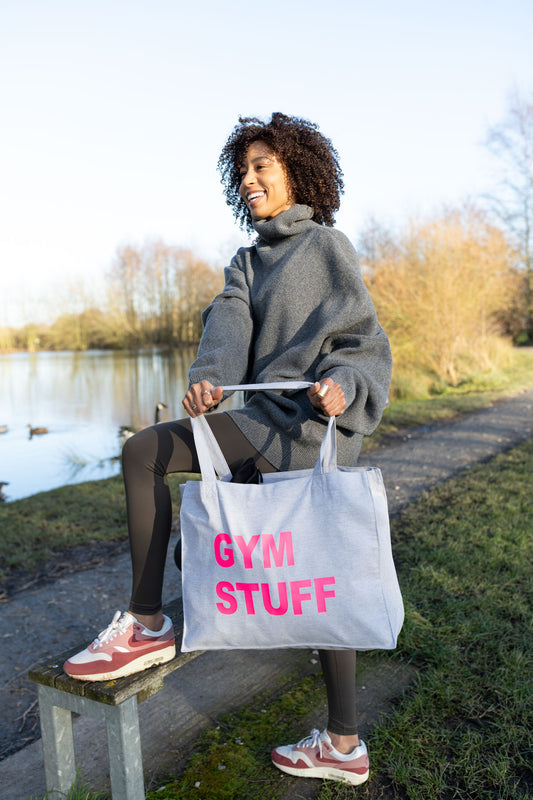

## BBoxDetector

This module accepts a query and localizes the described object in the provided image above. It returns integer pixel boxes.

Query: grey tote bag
[180,382,404,652]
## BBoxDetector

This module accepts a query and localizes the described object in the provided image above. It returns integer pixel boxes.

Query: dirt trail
[0,387,531,799]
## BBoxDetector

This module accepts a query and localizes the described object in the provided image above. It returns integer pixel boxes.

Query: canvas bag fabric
[180,382,404,653]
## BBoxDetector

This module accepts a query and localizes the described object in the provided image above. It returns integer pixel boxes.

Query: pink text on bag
[212,530,336,616]
[215,577,336,616]
[214,531,294,568]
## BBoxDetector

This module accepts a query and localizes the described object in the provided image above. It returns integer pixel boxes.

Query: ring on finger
[191,404,198,410]
[317,384,329,398]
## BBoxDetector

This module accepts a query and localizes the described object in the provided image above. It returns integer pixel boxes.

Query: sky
[1,0,532,325]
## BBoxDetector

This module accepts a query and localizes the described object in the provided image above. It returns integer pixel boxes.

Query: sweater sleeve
[312,229,392,436]
[188,251,253,387]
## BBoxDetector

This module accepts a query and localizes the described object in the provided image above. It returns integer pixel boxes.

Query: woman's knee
[121,426,160,475]
[122,421,196,478]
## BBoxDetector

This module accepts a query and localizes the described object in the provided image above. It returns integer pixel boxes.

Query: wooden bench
[28,598,202,800]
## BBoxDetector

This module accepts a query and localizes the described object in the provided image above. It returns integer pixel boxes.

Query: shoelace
[297,728,323,758]
[93,610,130,648]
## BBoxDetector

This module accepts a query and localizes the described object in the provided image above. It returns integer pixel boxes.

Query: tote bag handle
[191,381,338,484]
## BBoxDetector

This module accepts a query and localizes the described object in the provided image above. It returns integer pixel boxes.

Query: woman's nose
[241,168,254,185]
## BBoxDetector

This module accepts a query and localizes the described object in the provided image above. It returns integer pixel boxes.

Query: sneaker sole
[66,643,176,681]
[272,761,369,786]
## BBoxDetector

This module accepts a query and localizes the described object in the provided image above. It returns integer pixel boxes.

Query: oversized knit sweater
[188,204,392,470]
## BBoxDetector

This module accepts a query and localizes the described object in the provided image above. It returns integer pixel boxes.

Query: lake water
[0,349,240,502]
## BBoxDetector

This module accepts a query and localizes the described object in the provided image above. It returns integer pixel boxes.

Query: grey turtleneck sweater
[188,204,392,470]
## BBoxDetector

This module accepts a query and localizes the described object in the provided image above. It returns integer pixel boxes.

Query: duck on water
[27,425,49,439]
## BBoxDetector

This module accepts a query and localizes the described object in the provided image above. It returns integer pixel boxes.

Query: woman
[65,112,392,786]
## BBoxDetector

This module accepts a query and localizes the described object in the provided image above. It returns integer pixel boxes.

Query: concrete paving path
[0,387,531,799]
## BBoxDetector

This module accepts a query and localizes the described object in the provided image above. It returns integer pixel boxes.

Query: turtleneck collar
[253,204,315,242]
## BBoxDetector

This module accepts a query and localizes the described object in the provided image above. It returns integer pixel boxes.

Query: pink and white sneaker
[271,728,369,785]
[63,611,176,681]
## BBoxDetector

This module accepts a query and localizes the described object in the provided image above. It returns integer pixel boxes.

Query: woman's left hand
[307,378,347,417]
[183,381,224,417]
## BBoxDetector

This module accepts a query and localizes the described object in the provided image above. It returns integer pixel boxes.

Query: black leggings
[121,412,357,736]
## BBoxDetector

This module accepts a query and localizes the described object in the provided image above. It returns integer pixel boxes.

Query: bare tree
[105,241,224,347]
[108,245,144,343]
[486,89,533,341]
[357,216,399,277]
[174,250,224,344]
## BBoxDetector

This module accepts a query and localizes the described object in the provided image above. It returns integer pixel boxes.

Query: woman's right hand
[307,378,347,417]
[182,381,224,417]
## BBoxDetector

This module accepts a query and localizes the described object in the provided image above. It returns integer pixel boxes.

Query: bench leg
[104,695,145,800]
[36,686,145,800]
[38,684,77,794]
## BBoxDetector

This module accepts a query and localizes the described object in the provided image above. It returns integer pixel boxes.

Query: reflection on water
[0,349,240,502]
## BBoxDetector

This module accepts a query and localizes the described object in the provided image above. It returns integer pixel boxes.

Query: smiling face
[239,141,294,221]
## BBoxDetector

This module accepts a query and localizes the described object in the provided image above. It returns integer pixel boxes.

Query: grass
[352,438,533,800]
[137,439,531,800]
[364,346,533,446]
[146,675,329,800]
[0,473,188,586]
[0,476,126,579]
[27,772,106,799]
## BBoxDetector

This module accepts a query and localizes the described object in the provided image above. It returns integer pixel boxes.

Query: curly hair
[217,112,344,232]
